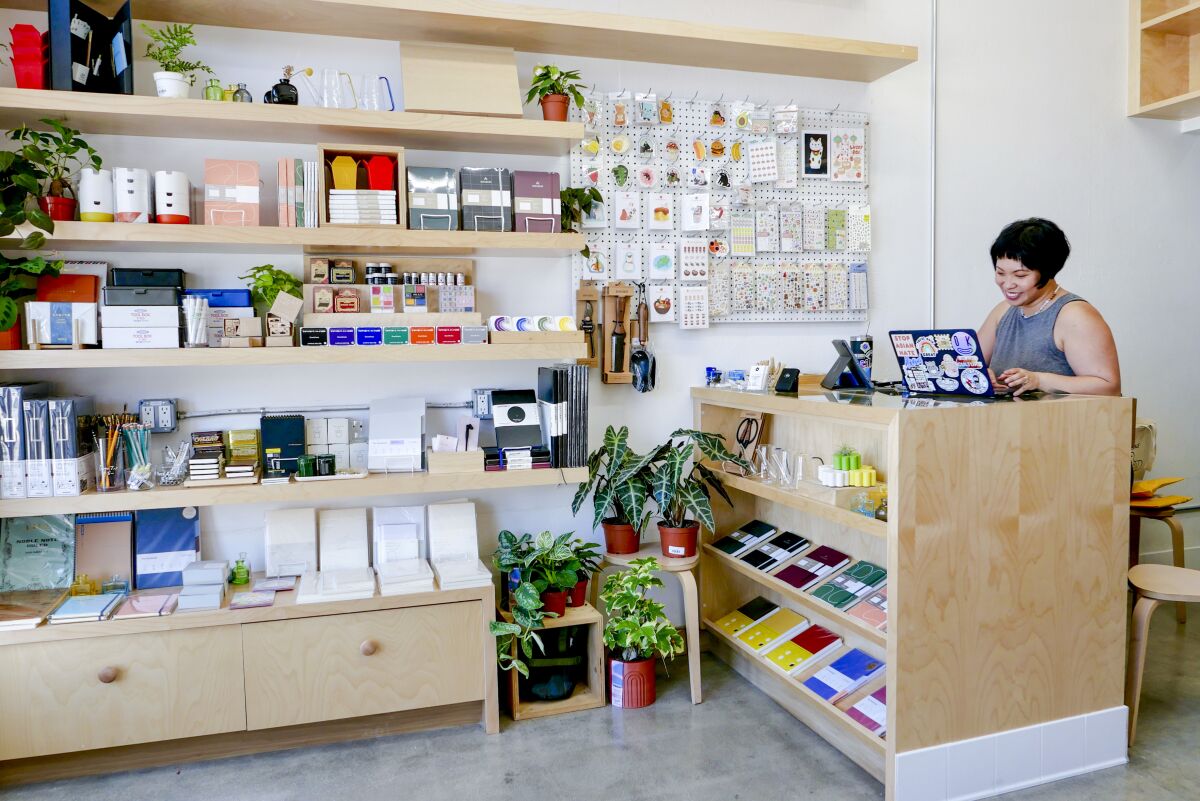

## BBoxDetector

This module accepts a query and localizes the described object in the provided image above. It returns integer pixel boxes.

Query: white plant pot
[153,71,190,98]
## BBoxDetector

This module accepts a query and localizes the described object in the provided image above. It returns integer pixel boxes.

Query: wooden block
[223,317,263,337]
[219,337,264,348]
[400,41,522,118]
[426,449,485,475]
[488,331,583,345]
[575,282,600,368]
[601,282,636,383]
[265,336,294,347]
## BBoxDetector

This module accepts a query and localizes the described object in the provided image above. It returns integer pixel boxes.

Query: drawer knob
[360,640,378,656]
[98,666,119,684]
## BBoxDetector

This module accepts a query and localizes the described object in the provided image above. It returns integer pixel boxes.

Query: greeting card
[647,193,674,230]
[831,127,866,182]
[648,242,676,281]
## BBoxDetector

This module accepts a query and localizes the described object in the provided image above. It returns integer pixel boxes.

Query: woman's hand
[998,368,1042,396]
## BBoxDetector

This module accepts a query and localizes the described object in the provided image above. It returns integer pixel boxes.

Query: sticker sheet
[847,205,871,252]
[730,206,756,256]
[679,285,710,329]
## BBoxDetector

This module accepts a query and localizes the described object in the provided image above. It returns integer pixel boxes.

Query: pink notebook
[846,585,888,631]
[113,593,178,619]
[846,686,887,736]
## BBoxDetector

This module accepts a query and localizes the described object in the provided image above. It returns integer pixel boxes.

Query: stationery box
[300,327,329,346]
[305,418,329,447]
[512,170,561,233]
[204,159,261,226]
[133,507,200,590]
[459,167,512,232]
[36,274,100,303]
[209,307,257,347]
[326,418,350,445]
[107,268,185,289]
[367,396,424,472]
[21,399,51,498]
[407,167,459,230]
[182,289,252,308]
[1,383,50,499]
[49,395,96,497]
[102,286,180,306]
[101,326,181,349]
[25,302,99,345]
[182,560,229,586]
[101,305,180,328]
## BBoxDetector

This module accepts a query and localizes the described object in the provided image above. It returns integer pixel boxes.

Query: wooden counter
[695,388,1133,801]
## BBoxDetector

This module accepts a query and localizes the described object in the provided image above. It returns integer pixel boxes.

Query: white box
[0,460,26,499]
[318,507,369,571]
[305,418,328,447]
[25,459,52,498]
[326,417,350,445]
[52,454,94,497]
[329,444,350,469]
[26,302,99,345]
[349,442,368,472]
[182,560,229,586]
[368,397,424,472]
[102,305,180,328]
[101,326,180,349]
[206,307,255,348]
[265,507,317,577]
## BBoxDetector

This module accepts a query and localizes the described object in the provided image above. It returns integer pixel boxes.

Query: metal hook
[786,98,794,107]
[743,94,750,104]
[690,90,700,103]
[827,103,841,115]
[646,87,653,96]
[663,89,673,101]
[716,92,724,104]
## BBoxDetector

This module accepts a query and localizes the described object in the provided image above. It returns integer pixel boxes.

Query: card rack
[569,97,870,325]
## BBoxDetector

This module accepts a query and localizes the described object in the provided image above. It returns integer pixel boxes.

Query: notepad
[846,686,887,736]
[49,592,124,623]
[763,624,842,675]
[713,597,779,637]
[803,648,886,702]
[736,607,809,652]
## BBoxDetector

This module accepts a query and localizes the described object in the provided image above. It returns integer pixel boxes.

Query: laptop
[888,329,1000,397]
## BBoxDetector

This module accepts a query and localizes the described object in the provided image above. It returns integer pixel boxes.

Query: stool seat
[1129,564,1200,603]
[603,544,699,572]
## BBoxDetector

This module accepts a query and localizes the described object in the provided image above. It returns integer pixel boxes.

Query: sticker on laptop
[952,331,977,356]
[892,333,918,358]
[956,355,982,370]
[960,368,988,394]
[916,336,938,357]
[935,333,953,350]
[936,376,960,392]
[938,354,959,377]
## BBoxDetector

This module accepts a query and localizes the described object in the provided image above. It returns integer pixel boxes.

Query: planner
[133,508,200,589]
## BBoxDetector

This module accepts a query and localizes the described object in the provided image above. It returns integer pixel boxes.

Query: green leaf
[489,621,522,637]
[513,581,541,610]
[0,297,17,331]
[514,660,530,679]
[19,232,45,250]
[676,480,714,531]
[614,475,648,532]
[25,207,52,233]
[592,481,616,529]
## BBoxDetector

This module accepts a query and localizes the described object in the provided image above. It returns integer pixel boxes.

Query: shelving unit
[715,473,887,539]
[0,467,587,517]
[1129,0,1200,118]
[499,603,606,721]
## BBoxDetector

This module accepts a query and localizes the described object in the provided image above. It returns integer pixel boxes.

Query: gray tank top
[990,292,1083,376]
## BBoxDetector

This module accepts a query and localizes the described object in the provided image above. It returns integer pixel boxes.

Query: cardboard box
[206,307,256,348]
[219,337,264,348]
[349,442,368,472]
[407,167,459,230]
[513,170,561,233]
[204,159,260,226]
[223,317,263,337]
[101,305,180,328]
[328,443,350,469]
[327,418,350,445]
[101,327,181,349]
[266,335,294,347]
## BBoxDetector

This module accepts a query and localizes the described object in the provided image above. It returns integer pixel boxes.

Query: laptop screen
[888,329,995,397]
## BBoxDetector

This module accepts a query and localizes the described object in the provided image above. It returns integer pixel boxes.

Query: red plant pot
[609,654,656,708]
[602,519,640,555]
[38,196,76,221]
[539,93,570,122]
[0,318,22,350]
[658,521,700,559]
[568,577,587,607]
[540,589,568,617]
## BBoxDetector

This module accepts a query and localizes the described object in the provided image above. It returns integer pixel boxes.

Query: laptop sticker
[952,331,977,355]
[961,369,988,394]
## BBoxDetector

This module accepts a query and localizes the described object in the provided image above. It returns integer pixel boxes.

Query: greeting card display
[648,242,676,281]
[647,193,674,230]
[648,285,676,322]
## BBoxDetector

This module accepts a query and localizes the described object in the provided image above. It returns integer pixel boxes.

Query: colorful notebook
[775,545,850,592]
[48,592,124,624]
[736,607,809,652]
[710,519,776,557]
[812,560,886,608]
[113,592,179,619]
[846,585,888,631]
[713,596,778,637]
[803,648,886,702]
[763,624,842,675]
[846,686,887,736]
[740,531,810,571]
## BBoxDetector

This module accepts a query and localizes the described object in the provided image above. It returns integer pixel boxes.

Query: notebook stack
[374,506,435,596]
[298,508,376,604]
[189,430,225,480]
[224,457,259,480]
[428,501,492,589]
[327,189,398,225]
[803,648,886,702]
[296,568,376,604]
[48,592,125,624]
[764,623,843,676]
[177,560,228,611]
[774,545,850,591]
[277,158,319,228]
[536,364,591,469]
[713,596,778,637]
[739,530,810,571]
[812,560,887,609]
[0,589,68,630]
[736,607,810,652]
[711,519,776,556]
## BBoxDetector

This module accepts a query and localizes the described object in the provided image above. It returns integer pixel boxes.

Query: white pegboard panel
[569,93,870,325]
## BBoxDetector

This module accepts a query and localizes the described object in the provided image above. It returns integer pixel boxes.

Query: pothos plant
[523,64,587,107]
[560,186,602,257]
[0,150,63,331]
[600,557,685,663]
[651,428,751,531]
[140,23,212,84]
[8,118,102,199]
[238,264,302,313]
[573,425,662,533]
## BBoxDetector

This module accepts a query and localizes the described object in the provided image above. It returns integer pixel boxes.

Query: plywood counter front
[694,388,1134,801]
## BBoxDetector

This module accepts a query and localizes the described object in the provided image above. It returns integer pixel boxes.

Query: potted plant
[573,425,660,555]
[0,149,62,348]
[649,428,751,559]
[600,557,686,709]
[525,530,584,616]
[489,576,552,678]
[568,538,602,607]
[238,263,303,317]
[524,64,586,122]
[560,186,601,257]
[8,119,102,221]
[140,23,212,98]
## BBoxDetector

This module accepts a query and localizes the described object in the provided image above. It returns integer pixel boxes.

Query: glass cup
[358,74,395,111]
[321,68,356,109]
[94,449,125,493]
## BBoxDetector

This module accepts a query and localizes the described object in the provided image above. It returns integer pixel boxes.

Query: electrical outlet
[473,388,499,420]
[137,399,177,433]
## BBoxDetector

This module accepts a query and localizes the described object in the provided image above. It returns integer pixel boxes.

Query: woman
[979,218,1120,396]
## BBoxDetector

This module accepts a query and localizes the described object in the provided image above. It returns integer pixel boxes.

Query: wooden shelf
[497,601,602,630]
[1130,0,1200,118]
[510,684,604,721]
[0,221,584,255]
[690,386,896,427]
[1142,1,1200,34]
[0,342,585,370]
[0,0,916,81]
[718,473,888,539]
[0,467,588,517]
[702,545,886,649]
[0,89,583,155]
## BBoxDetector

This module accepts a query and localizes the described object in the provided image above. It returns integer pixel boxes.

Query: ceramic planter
[540,588,568,617]
[153,71,190,98]
[539,93,570,122]
[78,168,114,222]
[609,653,656,708]
[658,521,700,559]
[37,196,75,221]
[154,171,191,223]
[568,577,588,607]
[602,519,640,555]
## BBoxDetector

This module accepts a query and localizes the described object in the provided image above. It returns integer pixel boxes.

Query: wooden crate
[317,143,406,228]
[500,603,605,720]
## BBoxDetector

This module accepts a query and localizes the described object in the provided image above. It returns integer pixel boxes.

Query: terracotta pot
[658,521,700,559]
[0,317,21,350]
[568,577,588,607]
[540,589,568,617]
[37,196,76,222]
[602,518,640,555]
[609,654,656,708]
[539,93,570,122]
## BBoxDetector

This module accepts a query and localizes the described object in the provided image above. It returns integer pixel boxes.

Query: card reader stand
[820,339,873,391]
[601,283,636,384]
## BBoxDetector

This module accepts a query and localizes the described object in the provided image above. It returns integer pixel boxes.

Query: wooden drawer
[242,602,484,730]
[0,626,246,760]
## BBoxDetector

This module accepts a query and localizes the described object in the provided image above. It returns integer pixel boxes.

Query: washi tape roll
[556,316,577,331]
[536,316,554,331]
[488,315,511,332]
[515,316,534,331]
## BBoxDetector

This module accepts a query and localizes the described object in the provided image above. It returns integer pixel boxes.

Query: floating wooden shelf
[0,89,583,155]
[717,473,888,539]
[689,386,895,427]
[1130,1,1200,118]
[0,0,916,81]
[0,467,588,517]
[0,342,585,370]
[0,221,584,255]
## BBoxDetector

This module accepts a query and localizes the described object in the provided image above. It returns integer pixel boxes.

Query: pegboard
[569,94,870,325]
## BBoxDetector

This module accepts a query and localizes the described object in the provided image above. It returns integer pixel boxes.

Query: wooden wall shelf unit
[0,0,917,81]
[0,89,583,155]
[0,579,499,785]
[0,222,584,255]
[694,387,1133,801]
[499,603,606,721]
[0,467,587,517]
[1129,0,1200,118]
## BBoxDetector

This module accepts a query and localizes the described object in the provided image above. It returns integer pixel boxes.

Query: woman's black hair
[990,218,1070,288]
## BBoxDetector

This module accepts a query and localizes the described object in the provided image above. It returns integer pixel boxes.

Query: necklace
[1022,287,1059,319]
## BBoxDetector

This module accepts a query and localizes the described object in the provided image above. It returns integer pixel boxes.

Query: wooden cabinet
[242,603,484,730]
[0,627,245,760]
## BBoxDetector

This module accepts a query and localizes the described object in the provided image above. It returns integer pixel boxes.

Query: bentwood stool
[1125,564,1200,745]
[588,544,702,704]
[1129,507,1188,623]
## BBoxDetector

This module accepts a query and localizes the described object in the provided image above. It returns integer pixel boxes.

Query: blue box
[182,289,252,308]
[355,327,383,346]
[328,327,354,346]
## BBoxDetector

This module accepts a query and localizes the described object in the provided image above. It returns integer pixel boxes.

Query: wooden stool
[589,545,702,704]
[1129,507,1187,623]
[1125,564,1200,745]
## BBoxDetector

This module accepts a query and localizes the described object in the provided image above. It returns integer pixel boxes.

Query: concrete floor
[5,603,1199,801]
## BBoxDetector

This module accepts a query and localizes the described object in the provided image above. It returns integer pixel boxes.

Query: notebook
[775,545,850,592]
[763,624,842,675]
[803,648,886,702]
[713,597,778,638]
[74,512,133,586]
[846,585,889,631]
[0,588,68,630]
[812,561,887,609]
[113,592,178,619]
[133,507,200,590]
[740,531,810,571]
[736,607,809,652]
[846,686,887,736]
[710,519,776,557]
[49,592,124,623]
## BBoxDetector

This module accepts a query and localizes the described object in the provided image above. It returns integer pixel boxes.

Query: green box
[383,326,410,345]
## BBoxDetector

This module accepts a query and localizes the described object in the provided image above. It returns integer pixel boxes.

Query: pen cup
[125,464,156,491]
[94,450,126,492]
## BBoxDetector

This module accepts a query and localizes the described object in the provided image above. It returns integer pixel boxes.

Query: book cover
[738,548,775,571]
[846,585,888,631]
[742,530,810,570]
[711,519,776,556]
[763,623,841,675]
[846,686,887,736]
[736,607,809,652]
[714,596,778,637]
[803,648,886,702]
[134,507,200,589]
[775,563,823,592]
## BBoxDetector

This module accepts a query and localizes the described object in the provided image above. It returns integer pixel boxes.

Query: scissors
[734,415,761,462]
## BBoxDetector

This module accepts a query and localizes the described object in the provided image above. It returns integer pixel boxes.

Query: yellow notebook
[737,608,809,652]
[715,609,755,637]
[714,597,779,638]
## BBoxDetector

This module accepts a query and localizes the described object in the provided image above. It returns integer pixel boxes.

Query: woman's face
[993,258,1043,307]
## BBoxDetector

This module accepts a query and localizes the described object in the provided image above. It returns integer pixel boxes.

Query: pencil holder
[125,464,155,491]
[94,449,125,493]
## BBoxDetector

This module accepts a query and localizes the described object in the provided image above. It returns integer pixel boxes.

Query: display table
[694,387,1133,801]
